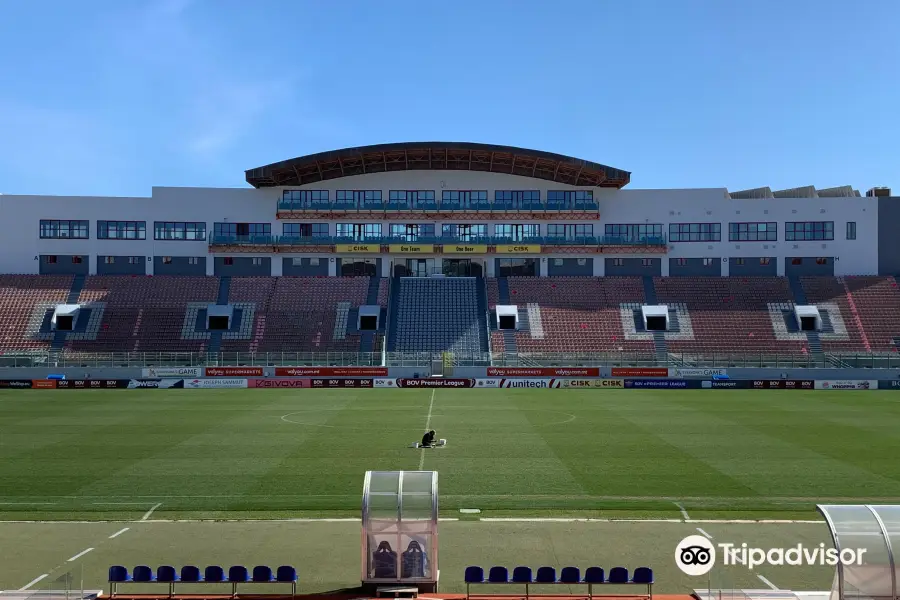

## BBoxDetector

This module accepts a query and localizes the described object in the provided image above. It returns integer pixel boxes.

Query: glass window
[547,190,593,208]
[846,222,857,240]
[494,224,540,241]
[283,223,329,238]
[335,223,382,240]
[154,221,206,241]
[728,222,777,242]
[604,224,663,241]
[669,223,722,242]
[442,191,488,208]
[213,223,271,238]
[282,190,329,206]
[547,224,594,239]
[389,223,435,242]
[98,220,146,240]
[785,221,834,241]
[442,224,487,241]
[39,220,89,239]
[494,191,541,208]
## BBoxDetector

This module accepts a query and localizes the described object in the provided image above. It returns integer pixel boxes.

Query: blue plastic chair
[181,566,203,583]
[487,566,509,583]
[584,567,605,598]
[276,566,298,598]
[608,567,629,584]
[108,566,131,597]
[464,566,484,599]
[228,566,249,598]
[133,566,155,583]
[633,567,654,597]
[252,566,274,583]
[512,566,533,597]
[157,566,179,598]
[205,566,227,583]
[535,566,557,584]
[560,566,581,584]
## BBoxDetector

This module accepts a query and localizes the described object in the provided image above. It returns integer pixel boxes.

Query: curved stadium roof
[245,142,630,189]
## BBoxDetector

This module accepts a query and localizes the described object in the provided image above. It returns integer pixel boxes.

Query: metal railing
[3,350,900,369]
[208,234,667,248]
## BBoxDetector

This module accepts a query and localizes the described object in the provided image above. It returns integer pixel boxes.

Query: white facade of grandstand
[0,142,895,278]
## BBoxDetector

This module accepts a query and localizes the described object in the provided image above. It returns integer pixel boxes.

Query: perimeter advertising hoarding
[701,380,749,389]
[32,379,57,389]
[275,367,388,377]
[879,381,900,390]
[750,380,815,389]
[0,380,33,388]
[395,378,475,388]
[486,367,600,377]
[126,379,185,389]
[475,379,501,388]
[499,379,561,388]
[184,378,248,389]
[250,378,311,388]
[814,380,877,390]
[669,368,727,377]
[611,368,669,377]
[142,367,202,378]
[310,378,374,388]
[56,379,129,389]
[205,367,263,377]
[562,379,624,388]
[624,379,698,389]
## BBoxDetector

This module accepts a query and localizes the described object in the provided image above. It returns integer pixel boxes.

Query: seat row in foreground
[464,565,653,599]
[108,565,297,598]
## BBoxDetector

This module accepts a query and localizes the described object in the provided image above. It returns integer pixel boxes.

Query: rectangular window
[162,256,172,264]
[213,223,271,239]
[441,224,487,241]
[702,258,715,267]
[494,224,540,241]
[309,258,320,266]
[97,220,146,240]
[335,223,382,240]
[71,256,82,264]
[494,190,541,209]
[154,221,207,241]
[613,258,623,266]
[669,222,722,242]
[547,190,593,208]
[604,224,664,241]
[188,257,198,265]
[104,256,115,264]
[389,223,435,242]
[282,223,329,238]
[282,190,329,206]
[441,191,488,208]
[728,222,777,242]
[676,258,687,266]
[39,220,89,239]
[45,255,57,264]
[760,257,770,265]
[389,190,435,208]
[223,257,234,266]
[129,256,141,265]
[816,257,829,265]
[846,222,857,240]
[547,224,594,239]
[335,190,382,208]
[641,258,653,267]
[785,221,834,241]
[251,257,262,266]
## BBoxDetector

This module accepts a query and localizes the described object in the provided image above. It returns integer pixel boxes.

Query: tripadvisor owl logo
[676,535,716,576]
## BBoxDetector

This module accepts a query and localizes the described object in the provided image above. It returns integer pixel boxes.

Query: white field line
[0,502,58,505]
[140,503,162,521]
[758,575,779,590]
[18,574,48,591]
[696,527,713,539]
[418,389,437,471]
[109,527,130,538]
[0,517,819,524]
[675,501,690,520]
[67,547,94,562]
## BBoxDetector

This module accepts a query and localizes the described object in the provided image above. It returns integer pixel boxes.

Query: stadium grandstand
[0,141,898,368]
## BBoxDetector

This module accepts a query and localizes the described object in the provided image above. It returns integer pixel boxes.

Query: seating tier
[0,275,73,351]
[800,277,868,352]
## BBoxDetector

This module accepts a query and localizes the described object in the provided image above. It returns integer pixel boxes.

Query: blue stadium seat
[180,566,203,583]
[276,566,298,597]
[511,566,532,583]
[607,567,629,584]
[108,566,131,597]
[487,566,508,583]
[535,566,556,584]
[583,567,605,584]
[464,566,484,598]
[633,567,654,596]
[252,566,274,583]
[205,566,227,583]
[560,566,581,584]
[229,566,249,598]
[133,566,155,583]
[157,566,179,598]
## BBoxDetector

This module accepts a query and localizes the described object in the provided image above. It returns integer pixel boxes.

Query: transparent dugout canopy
[362,471,438,586]
[817,505,900,600]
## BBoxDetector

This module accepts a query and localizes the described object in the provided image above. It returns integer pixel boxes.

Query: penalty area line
[674,502,690,520]
[19,574,49,591]
[140,503,162,521]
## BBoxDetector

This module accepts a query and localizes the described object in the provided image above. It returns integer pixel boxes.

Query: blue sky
[1,0,897,196]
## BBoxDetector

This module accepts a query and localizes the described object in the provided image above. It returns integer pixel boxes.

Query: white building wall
[0,172,880,277]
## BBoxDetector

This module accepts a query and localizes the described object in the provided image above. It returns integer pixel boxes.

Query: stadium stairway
[359,276,381,354]
[389,277,489,358]
[494,277,518,354]
[788,276,824,361]
[385,276,401,352]
[206,276,232,355]
[642,276,669,363]
[50,274,86,353]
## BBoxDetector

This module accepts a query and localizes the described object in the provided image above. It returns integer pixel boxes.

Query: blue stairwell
[475,277,490,353]
[496,277,518,354]
[788,276,823,360]
[386,276,401,352]
[642,276,668,363]
[50,274,86,353]
[359,276,381,354]
[206,276,231,355]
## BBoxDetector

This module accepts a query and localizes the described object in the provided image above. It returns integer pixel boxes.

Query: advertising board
[205,367,263,377]
[750,380,815,389]
[0,380,33,388]
[32,379,57,389]
[310,378,374,388]
[669,368,727,378]
[879,380,900,390]
[624,379,697,389]
[275,367,388,377]
[249,378,311,388]
[374,378,395,388]
[815,380,877,390]
[395,378,475,388]
[184,378,248,389]
[701,380,748,389]
[142,367,202,378]
[562,379,624,388]
[126,379,185,389]
[612,368,669,377]
[475,379,501,388]
[56,379,128,389]
[486,367,600,377]
[499,379,561,388]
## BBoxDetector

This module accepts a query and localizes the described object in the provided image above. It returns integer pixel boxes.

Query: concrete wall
[97,255,145,275]
[784,257,835,277]
[605,257,661,276]
[282,257,329,276]
[213,256,272,277]
[877,197,900,276]
[668,257,722,277]
[546,257,593,276]
[728,257,777,277]
[154,256,207,276]
[38,254,89,275]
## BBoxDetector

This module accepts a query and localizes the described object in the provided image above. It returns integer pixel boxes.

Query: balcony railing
[277,200,601,212]
[209,235,667,248]
[3,350,899,369]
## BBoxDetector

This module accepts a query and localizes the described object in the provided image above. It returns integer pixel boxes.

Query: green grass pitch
[2,388,899,521]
